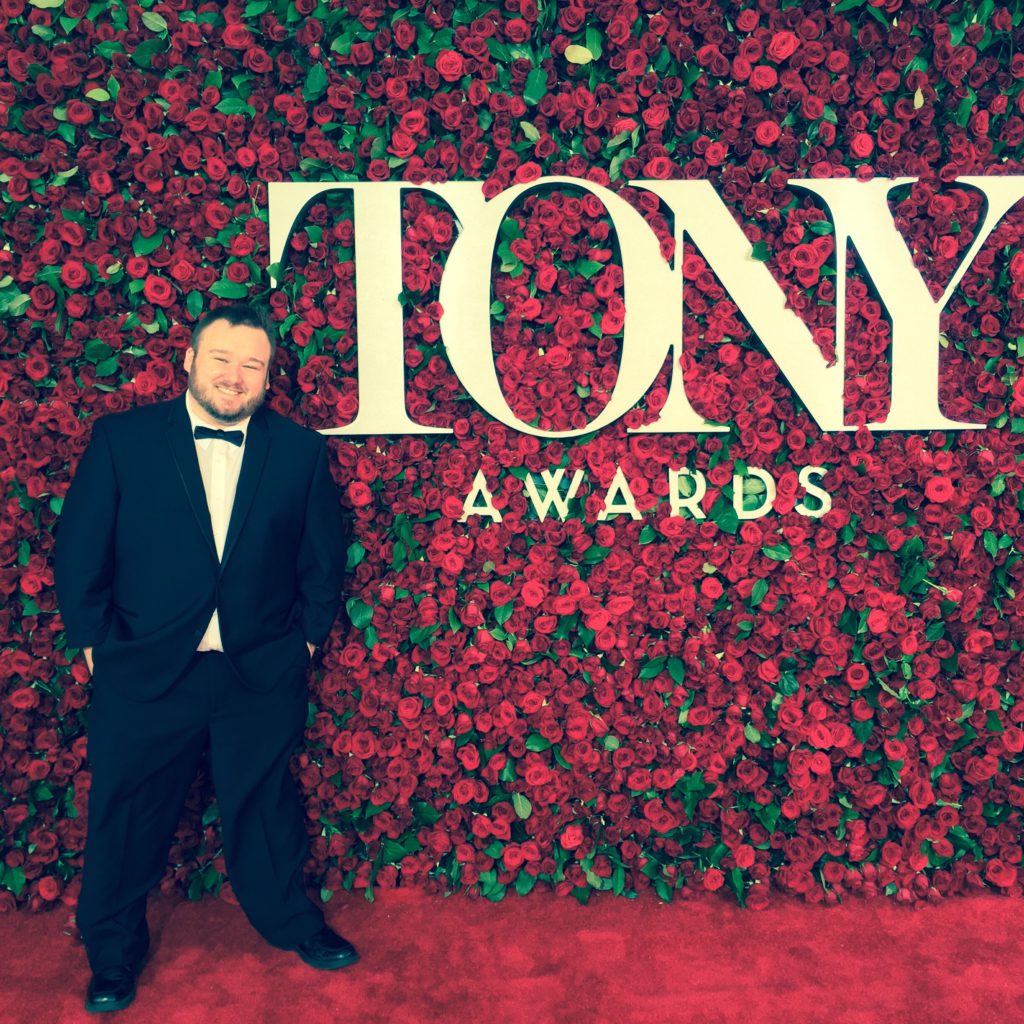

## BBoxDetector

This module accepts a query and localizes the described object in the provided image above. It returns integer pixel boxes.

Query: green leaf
[730,867,745,904]
[954,88,976,129]
[668,657,685,685]
[1,865,26,898]
[564,44,594,65]
[750,579,769,606]
[84,338,113,363]
[132,231,164,257]
[85,88,110,102]
[216,96,255,116]
[710,498,739,534]
[778,672,799,697]
[525,733,551,752]
[346,598,374,630]
[495,601,514,625]
[585,26,603,60]
[29,0,65,7]
[751,241,771,262]
[523,67,548,106]
[141,11,168,33]
[95,40,124,59]
[512,792,532,819]
[743,723,761,743]
[754,802,780,833]
[185,290,203,320]
[609,147,632,181]
[414,801,441,824]
[520,120,540,142]
[210,279,250,299]
[575,259,604,279]
[0,290,30,317]
[130,38,165,69]
[852,718,873,743]
[304,63,328,102]
[762,543,791,562]
[640,656,666,680]
[515,871,537,896]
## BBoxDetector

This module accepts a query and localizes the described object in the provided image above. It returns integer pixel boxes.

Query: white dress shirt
[185,391,251,652]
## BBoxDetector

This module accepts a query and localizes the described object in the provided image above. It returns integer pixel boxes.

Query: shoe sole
[85,989,136,1014]
[295,950,360,970]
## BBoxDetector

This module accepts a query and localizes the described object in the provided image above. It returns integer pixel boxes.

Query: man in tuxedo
[55,304,357,1013]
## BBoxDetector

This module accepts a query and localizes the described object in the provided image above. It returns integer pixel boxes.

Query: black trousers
[77,651,324,971]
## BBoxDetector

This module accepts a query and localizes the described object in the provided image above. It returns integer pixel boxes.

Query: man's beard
[188,376,266,424]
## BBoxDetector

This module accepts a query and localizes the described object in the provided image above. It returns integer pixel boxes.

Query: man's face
[183,320,272,425]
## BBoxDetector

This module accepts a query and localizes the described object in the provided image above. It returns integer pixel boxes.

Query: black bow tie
[194,425,244,446]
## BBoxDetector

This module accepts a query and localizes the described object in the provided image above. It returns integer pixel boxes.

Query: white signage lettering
[268,177,1022,437]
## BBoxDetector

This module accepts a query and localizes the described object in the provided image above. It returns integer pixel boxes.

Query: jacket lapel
[220,407,269,572]
[166,396,218,558]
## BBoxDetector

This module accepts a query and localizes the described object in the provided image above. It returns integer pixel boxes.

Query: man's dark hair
[190,303,275,357]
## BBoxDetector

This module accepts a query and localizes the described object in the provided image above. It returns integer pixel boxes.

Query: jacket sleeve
[295,437,349,647]
[54,418,118,648]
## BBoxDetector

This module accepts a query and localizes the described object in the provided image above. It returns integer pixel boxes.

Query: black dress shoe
[293,926,359,970]
[85,964,139,1014]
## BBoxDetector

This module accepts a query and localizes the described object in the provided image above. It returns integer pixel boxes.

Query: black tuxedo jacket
[55,394,348,700]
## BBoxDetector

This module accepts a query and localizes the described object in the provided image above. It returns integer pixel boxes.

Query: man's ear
[183,347,194,373]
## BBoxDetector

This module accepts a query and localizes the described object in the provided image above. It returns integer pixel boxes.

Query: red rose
[397,697,422,723]
[754,121,780,146]
[393,20,416,50]
[702,868,725,891]
[65,99,93,126]
[142,275,174,307]
[435,50,465,83]
[767,32,800,63]
[704,142,727,166]
[643,155,674,179]
[36,877,61,901]
[559,824,584,850]
[60,261,89,289]
[985,859,1017,888]
[347,482,372,508]
[924,477,954,503]
[243,47,274,74]
[222,23,253,48]
[24,354,50,381]
[204,202,231,230]
[749,66,778,90]
[7,687,39,710]
[850,132,874,159]
[735,9,758,31]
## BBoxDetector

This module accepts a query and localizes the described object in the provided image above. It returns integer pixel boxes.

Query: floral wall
[2,0,1024,913]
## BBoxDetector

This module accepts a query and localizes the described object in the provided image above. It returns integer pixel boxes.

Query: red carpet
[1,890,1022,1023]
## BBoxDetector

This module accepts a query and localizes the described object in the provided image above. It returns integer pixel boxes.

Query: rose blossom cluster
[2,0,1024,912]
